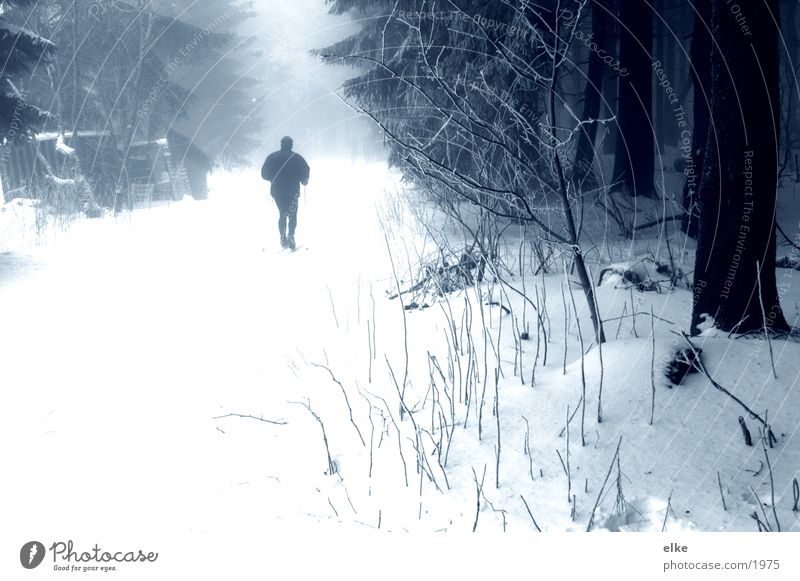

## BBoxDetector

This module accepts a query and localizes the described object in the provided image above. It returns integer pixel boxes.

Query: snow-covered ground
[1,160,403,578]
[3,160,800,579]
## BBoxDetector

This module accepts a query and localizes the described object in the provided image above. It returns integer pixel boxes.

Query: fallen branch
[603,311,675,326]
[485,300,511,315]
[631,214,683,233]
[212,413,287,426]
[677,333,772,432]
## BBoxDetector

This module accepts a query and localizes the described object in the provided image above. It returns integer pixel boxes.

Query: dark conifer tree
[778,0,798,179]
[691,0,788,334]
[12,0,258,207]
[0,0,51,141]
[572,0,609,188]
[322,0,550,210]
[611,0,654,197]
[682,0,712,237]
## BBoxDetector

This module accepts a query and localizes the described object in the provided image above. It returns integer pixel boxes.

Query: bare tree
[325,0,606,341]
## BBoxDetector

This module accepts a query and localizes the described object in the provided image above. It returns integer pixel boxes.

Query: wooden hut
[0,131,211,206]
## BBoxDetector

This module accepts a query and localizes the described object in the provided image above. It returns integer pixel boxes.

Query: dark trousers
[274,194,299,239]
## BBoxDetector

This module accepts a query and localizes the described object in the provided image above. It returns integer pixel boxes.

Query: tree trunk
[682,0,712,237]
[691,0,788,334]
[661,1,683,148]
[600,1,618,156]
[653,0,667,150]
[72,0,79,139]
[779,0,797,178]
[612,0,654,197]
[572,0,609,188]
[550,45,605,345]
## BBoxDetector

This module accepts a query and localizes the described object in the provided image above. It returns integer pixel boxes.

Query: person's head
[280,136,293,151]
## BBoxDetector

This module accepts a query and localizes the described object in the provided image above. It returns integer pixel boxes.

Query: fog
[242,0,383,161]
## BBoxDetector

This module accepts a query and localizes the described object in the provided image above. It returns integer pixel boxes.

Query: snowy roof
[130,138,169,147]
[0,21,55,48]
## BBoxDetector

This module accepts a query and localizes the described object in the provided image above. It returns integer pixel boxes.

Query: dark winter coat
[260,147,310,200]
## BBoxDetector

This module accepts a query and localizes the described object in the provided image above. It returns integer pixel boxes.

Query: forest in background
[1,0,798,367]
[1,0,267,212]
[320,0,800,342]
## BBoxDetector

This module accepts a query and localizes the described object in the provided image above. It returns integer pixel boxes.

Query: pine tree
[572,0,610,188]
[141,0,265,167]
[15,0,258,207]
[611,0,654,197]
[682,0,712,237]
[322,0,551,212]
[0,0,52,141]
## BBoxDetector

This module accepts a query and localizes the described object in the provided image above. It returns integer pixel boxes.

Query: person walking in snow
[261,136,310,250]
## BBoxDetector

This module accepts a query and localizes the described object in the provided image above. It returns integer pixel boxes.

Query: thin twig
[677,333,771,428]
[520,495,542,531]
[756,260,778,379]
[777,222,800,251]
[311,362,366,446]
[662,491,673,532]
[566,271,587,446]
[717,471,727,512]
[472,465,486,532]
[291,400,336,475]
[750,486,773,532]
[587,436,623,532]
[762,436,781,532]
[212,413,287,426]
[650,305,656,425]
[494,368,501,488]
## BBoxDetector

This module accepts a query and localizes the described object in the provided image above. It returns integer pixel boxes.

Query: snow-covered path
[1,161,402,578]
[5,160,800,580]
